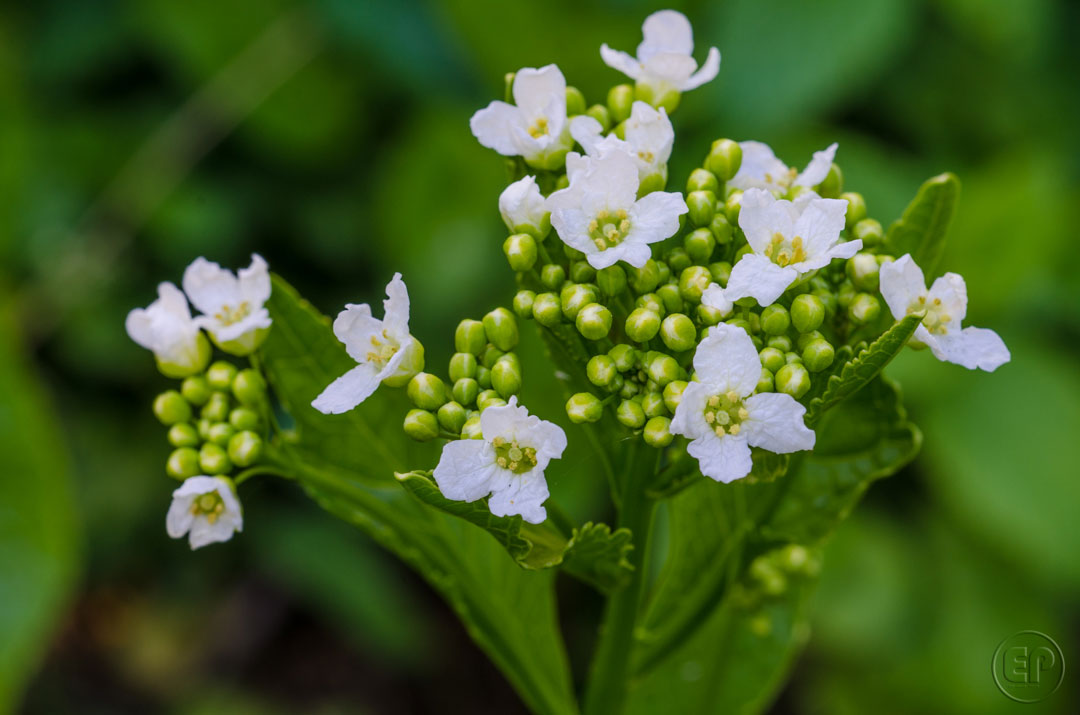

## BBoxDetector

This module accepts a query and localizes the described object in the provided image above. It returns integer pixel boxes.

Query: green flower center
[215,301,251,326]
[764,232,807,267]
[493,437,538,474]
[588,209,632,251]
[366,329,399,366]
[909,295,951,336]
[703,390,749,438]
[191,491,226,525]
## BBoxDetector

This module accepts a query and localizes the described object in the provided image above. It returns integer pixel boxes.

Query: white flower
[600,9,720,104]
[166,476,243,549]
[702,188,856,312]
[470,65,574,170]
[879,254,1010,372]
[570,100,674,186]
[182,254,272,356]
[312,273,424,415]
[126,282,211,378]
[670,324,815,483]
[499,175,550,238]
[432,397,566,524]
[547,150,687,270]
[729,141,838,194]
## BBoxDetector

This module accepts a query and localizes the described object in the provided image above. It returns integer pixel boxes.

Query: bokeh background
[2,0,1078,713]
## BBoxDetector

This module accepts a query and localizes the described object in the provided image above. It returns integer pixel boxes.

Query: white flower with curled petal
[126,282,211,378]
[547,150,687,270]
[312,273,424,415]
[729,141,838,195]
[432,397,567,524]
[880,254,1010,372]
[499,175,550,238]
[182,254,272,356]
[570,100,674,188]
[702,188,856,312]
[600,10,720,107]
[670,324,815,483]
[166,476,243,549]
[470,65,574,170]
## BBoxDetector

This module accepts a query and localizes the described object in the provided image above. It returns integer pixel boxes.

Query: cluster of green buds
[737,544,822,637]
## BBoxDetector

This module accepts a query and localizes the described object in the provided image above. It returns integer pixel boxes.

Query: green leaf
[261,276,579,715]
[883,172,960,277]
[560,522,634,593]
[805,313,922,425]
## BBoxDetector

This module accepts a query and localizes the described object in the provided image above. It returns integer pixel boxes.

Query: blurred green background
[2,0,1078,713]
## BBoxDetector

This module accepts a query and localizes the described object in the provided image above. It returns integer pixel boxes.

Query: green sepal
[883,172,960,278]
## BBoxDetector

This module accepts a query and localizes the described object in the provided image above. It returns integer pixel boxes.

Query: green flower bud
[647,354,679,387]
[482,344,507,370]
[608,84,634,123]
[635,293,665,316]
[512,290,536,318]
[802,338,836,373]
[566,392,603,424]
[229,407,261,432]
[840,192,867,228]
[565,86,586,116]
[585,103,612,132]
[166,447,201,480]
[759,347,786,373]
[477,390,506,411]
[666,248,691,275]
[687,168,720,194]
[228,430,263,467]
[684,228,716,264]
[696,304,724,327]
[678,266,712,304]
[231,368,267,407]
[587,355,618,387]
[641,391,667,418]
[660,313,696,352]
[796,330,824,352]
[726,318,753,334]
[634,79,680,113]
[455,319,487,355]
[626,307,661,343]
[449,352,478,382]
[452,377,480,407]
[627,260,661,294]
[208,422,236,447]
[760,304,791,336]
[461,415,484,440]
[751,559,787,596]
[812,289,838,319]
[503,233,538,272]
[560,283,598,320]
[576,303,613,341]
[837,280,857,308]
[197,418,214,441]
[620,380,640,399]
[199,442,232,475]
[656,283,684,314]
[877,254,896,267]
[201,392,232,423]
[655,260,673,285]
[168,423,200,448]
[206,361,238,391]
[848,293,881,324]
[437,401,468,434]
[532,292,563,327]
[775,363,811,399]
[407,373,447,410]
[791,294,826,333]
[756,367,775,393]
[483,307,519,351]
[475,365,492,389]
[540,264,566,291]
[491,357,523,398]
[686,190,716,228]
[853,218,883,247]
[705,216,730,249]
[596,265,627,297]
[643,415,673,447]
[846,252,880,291]
[180,376,212,406]
[767,335,793,352]
[616,399,646,429]
[705,138,742,181]
[724,190,743,224]
[403,409,440,442]
[153,390,192,426]
[817,163,843,198]
[708,261,732,287]
[637,172,666,196]
[570,260,596,284]
[608,344,637,372]
[785,351,803,365]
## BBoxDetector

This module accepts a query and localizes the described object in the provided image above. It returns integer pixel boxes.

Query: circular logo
[992,631,1065,703]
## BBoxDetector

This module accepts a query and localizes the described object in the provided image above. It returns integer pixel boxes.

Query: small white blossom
[182,254,272,356]
[570,100,674,186]
[729,141,838,194]
[600,9,720,103]
[702,188,856,312]
[313,273,423,415]
[499,175,550,238]
[470,65,574,170]
[670,324,815,483]
[547,151,687,270]
[166,476,243,549]
[879,254,1010,371]
[126,282,210,377]
[432,397,567,524]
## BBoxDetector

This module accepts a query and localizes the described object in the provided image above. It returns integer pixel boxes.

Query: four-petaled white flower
[470,65,574,171]
[729,141,838,195]
[670,324,815,483]
[313,273,424,415]
[432,397,567,524]
[183,254,272,356]
[499,175,550,238]
[547,150,687,270]
[702,188,856,312]
[166,476,243,549]
[600,9,720,106]
[570,100,674,188]
[880,254,1010,372]
[126,282,211,378]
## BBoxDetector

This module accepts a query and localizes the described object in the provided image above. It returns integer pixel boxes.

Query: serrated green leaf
[805,313,922,425]
[561,522,634,593]
[883,172,960,277]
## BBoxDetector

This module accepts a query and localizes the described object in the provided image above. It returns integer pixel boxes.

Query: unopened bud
[666,248,691,275]
[452,377,480,407]
[503,233,538,272]
[616,399,646,429]
[647,354,679,387]
[199,443,232,475]
[837,280,857,308]
[208,422,236,447]
[626,307,661,343]
[407,373,447,410]
[560,283,599,320]
[540,263,566,291]
[641,391,667,418]
[587,355,618,387]
[565,86,586,116]
[206,361,238,391]
[512,290,536,318]
[848,293,881,324]
[627,260,661,294]
[817,163,843,198]
[461,415,483,440]
[229,407,261,432]
[197,418,214,441]
[802,338,836,372]
[846,253,880,291]
[759,347,786,373]
[708,261,732,286]
[696,304,724,327]
[483,308,519,351]
[679,266,712,303]
[791,294,825,333]
[643,416,673,447]
[168,422,200,448]
[760,304,790,336]
[841,192,867,228]
[154,390,192,426]
[756,367,775,393]
[684,228,716,264]
[775,363,811,399]
[576,303,613,341]
[491,357,523,398]
[477,390,506,411]
[812,289,838,319]
[796,330,824,352]
[231,368,267,407]
[404,409,439,442]
[607,84,634,123]
[180,375,212,406]
[767,335,793,352]
[660,314,696,352]
[724,190,743,224]
[569,260,595,284]
[853,218,883,247]
[687,168,719,194]
[608,344,637,372]
[437,401,468,434]
[656,283,684,314]
[597,265,627,296]
[228,430,263,467]
[449,352,478,382]
[201,392,232,423]
[167,447,201,480]
[635,293,665,316]
[705,138,742,181]
[585,103,612,132]
[686,190,716,228]
[455,319,487,355]
[566,393,603,423]
[532,292,563,327]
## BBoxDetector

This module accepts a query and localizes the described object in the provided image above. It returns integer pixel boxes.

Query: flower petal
[331,303,383,363]
[688,433,753,483]
[669,381,713,441]
[639,10,695,60]
[488,471,549,524]
[166,496,196,539]
[627,189,687,243]
[701,283,733,315]
[600,44,643,80]
[512,65,566,121]
[738,188,793,253]
[692,323,761,396]
[311,363,382,415]
[730,142,789,192]
[743,393,815,453]
[929,326,1010,372]
[624,102,674,167]
[793,196,847,256]
[432,439,500,503]
[640,53,697,89]
[383,272,411,339]
[879,254,926,320]
[238,253,271,306]
[682,46,721,90]
[470,101,525,156]
[795,142,838,188]
[182,257,239,317]
[927,272,968,327]
[725,253,798,307]
[569,115,605,155]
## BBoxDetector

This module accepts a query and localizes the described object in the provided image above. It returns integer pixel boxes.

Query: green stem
[583,444,656,715]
